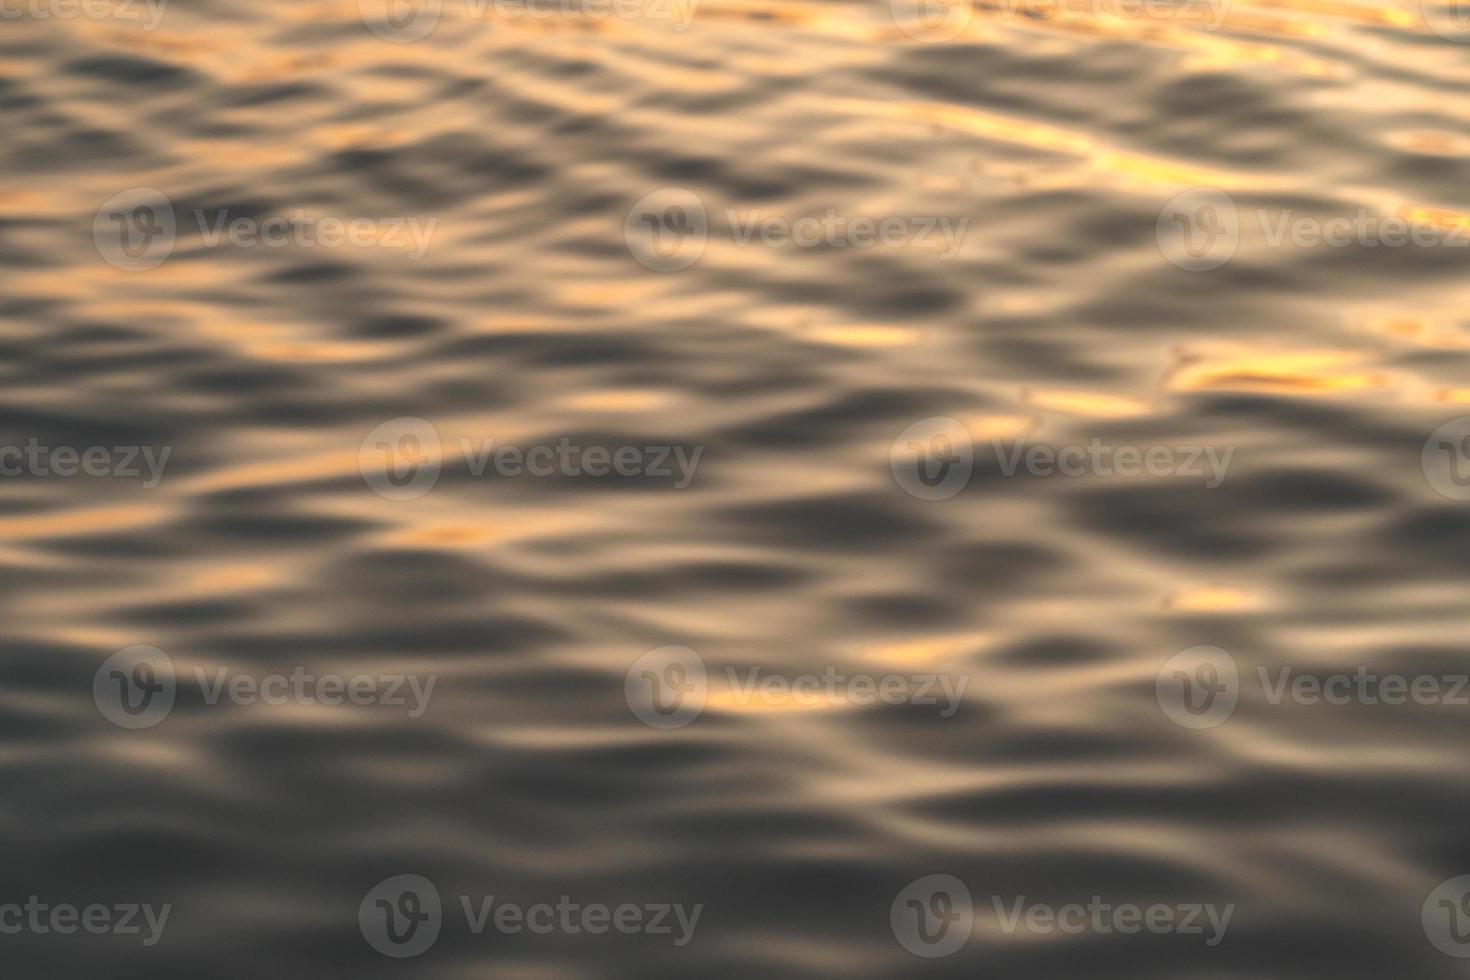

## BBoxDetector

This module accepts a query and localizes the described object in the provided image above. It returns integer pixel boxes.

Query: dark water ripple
[4,0,1470,976]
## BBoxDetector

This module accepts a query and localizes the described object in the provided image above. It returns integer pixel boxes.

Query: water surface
[4,0,1470,976]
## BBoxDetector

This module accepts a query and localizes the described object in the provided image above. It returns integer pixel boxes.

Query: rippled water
[6,0,1470,976]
